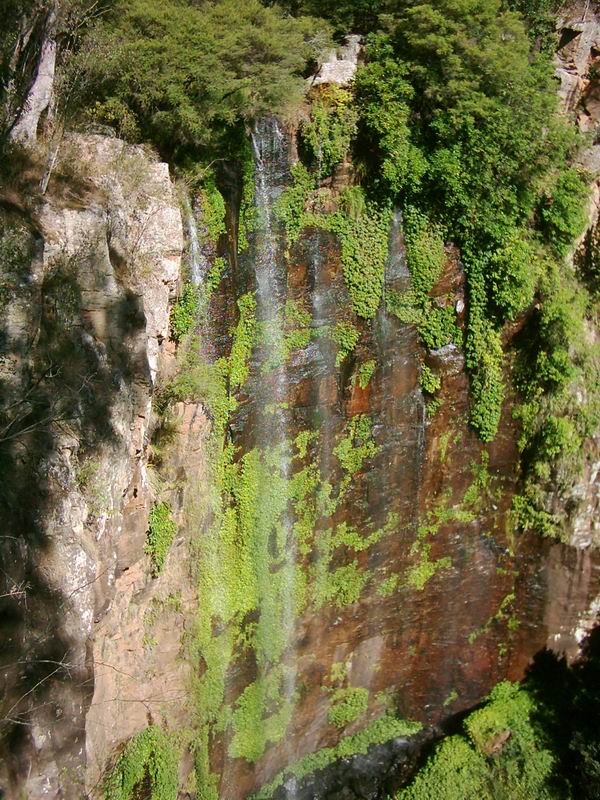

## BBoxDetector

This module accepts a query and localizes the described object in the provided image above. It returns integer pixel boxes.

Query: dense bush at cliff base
[397,630,600,800]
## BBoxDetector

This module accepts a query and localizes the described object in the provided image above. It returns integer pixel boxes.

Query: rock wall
[0,3,599,799]
[216,152,600,800]
[0,133,185,798]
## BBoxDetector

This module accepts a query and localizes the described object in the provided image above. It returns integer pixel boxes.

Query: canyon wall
[0,5,598,800]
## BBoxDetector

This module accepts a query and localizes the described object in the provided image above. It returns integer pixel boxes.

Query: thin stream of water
[250,118,299,786]
[184,196,209,286]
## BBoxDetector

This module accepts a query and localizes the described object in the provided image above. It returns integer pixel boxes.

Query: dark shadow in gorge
[524,626,600,800]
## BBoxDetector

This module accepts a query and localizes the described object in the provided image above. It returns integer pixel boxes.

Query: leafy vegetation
[9,1,598,796]
[328,686,369,728]
[254,712,422,799]
[300,86,358,176]
[270,0,396,34]
[399,682,556,800]
[170,283,199,342]
[229,666,296,761]
[145,502,178,576]
[69,0,328,159]
[397,629,600,800]
[341,0,596,529]
[331,320,360,366]
[104,726,179,800]
[353,359,376,390]
[199,173,227,244]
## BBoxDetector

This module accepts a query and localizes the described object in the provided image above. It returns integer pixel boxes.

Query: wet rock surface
[206,120,600,799]
[271,731,434,800]
[1,6,600,797]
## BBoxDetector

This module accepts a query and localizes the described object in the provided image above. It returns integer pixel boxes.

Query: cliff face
[0,134,185,796]
[0,5,599,800]
[202,117,599,800]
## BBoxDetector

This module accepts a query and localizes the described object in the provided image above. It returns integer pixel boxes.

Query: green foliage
[276,170,391,320]
[355,51,426,195]
[398,682,557,800]
[301,86,358,176]
[272,0,396,34]
[509,260,594,536]
[229,666,295,761]
[74,0,327,158]
[486,233,538,319]
[386,289,424,326]
[319,561,371,608]
[419,303,460,351]
[535,416,581,461]
[205,257,227,298]
[403,208,446,299]
[420,363,441,396]
[468,592,517,645]
[334,414,379,486]
[352,0,591,455]
[506,0,562,51]
[329,661,348,685]
[199,174,227,244]
[254,712,422,799]
[145,502,177,576]
[384,208,460,353]
[406,546,452,591]
[540,170,590,257]
[229,293,257,390]
[353,359,376,390]
[104,726,179,800]
[331,320,360,366]
[465,272,505,441]
[400,736,489,800]
[283,299,313,358]
[275,163,315,244]
[170,283,199,342]
[333,205,392,320]
[161,350,234,436]
[340,186,367,221]
[238,139,257,252]
[328,687,369,728]
[377,574,399,597]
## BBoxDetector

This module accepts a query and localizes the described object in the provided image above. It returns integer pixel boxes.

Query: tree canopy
[71,0,328,158]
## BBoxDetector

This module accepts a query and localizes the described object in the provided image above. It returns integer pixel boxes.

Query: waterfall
[249,116,299,777]
[184,196,209,286]
[251,117,290,423]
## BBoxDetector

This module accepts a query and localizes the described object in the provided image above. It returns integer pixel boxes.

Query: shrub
[540,170,589,256]
[275,162,315,244]
[487,233,538,319]
[145,502,178,576]
[319,561,371,608]
[300,86,358,176]
[328,687,369,728]
[403,208,446,299]
[333,204,392,320]
[536,415,581,460]
[354,359,376,390]
[420,363,441,395]
[399,682,557,800]
[170,283,199,342]
[419,304,459,351]
[331,320,360,366]
[104,726,179,800]
[72,0,328,158]
[199,173,226,244]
